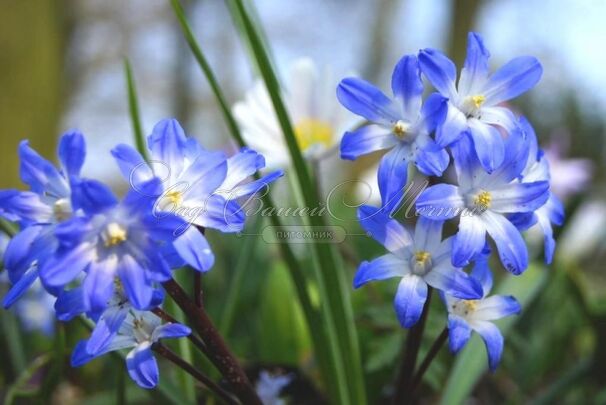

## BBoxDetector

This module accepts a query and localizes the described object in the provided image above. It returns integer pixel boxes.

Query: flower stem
[153,343,239,405]
[410,327,448,395]
[162,278,262,404]
[392,287,433,405]
[152,307,209,356]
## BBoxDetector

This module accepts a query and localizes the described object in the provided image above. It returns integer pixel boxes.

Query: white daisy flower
[233,58,357,168]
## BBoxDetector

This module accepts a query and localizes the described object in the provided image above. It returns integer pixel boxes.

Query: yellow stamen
[471,95,486,109]
[463,300,478,313]
[104,222,127,247]
[474,191,492,209]
[393,120,409,139]
[293,119,333,151]
[53,198,72,222]
[166,190,183,206]
[415,251,431,264]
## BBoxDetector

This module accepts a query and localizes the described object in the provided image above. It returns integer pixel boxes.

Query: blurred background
[1,0,605,403]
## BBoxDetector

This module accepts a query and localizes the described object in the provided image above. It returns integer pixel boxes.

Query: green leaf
[228,1,367,403]
[167,0,338,400]
[439,264,548,405]
[123,59,149,161]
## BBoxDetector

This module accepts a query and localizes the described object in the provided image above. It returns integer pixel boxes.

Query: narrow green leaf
[1,311,27,374]
[228,1,366,403]
[219,217,260,337]
[440,264,548,405]
[168,1,337,400]
[123,59,149,161]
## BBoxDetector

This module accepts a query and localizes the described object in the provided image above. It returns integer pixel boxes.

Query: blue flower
[509,118,564,264]
[0,132,86,307]
[111,118,283,272]
[72,310,191,389]
[416,127,549,274]
[443,248,520,371]
[354,205,482,328]
[39,177,185,313]
[418,32,543,172]
[337,55,449,213]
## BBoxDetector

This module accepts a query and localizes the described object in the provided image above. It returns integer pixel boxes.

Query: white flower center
[410,250,432,276]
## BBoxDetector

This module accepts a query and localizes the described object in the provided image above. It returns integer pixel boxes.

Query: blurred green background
[1,0,605,404]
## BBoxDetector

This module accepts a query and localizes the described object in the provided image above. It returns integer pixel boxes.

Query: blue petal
[178,150,228,199]
[484,56,543,105]
[173,227,215,272]
[353,254,408,288]
[194,195,246,233]
[0,190,52,224]
[537,209,556,264]
[418,48,457,98]
[452,215,486,267]
[458,32,490,95]
[482,211,528,275]
[468,120,505,173]
[394,275,427,328]
[55,287,88,321]
[357,205,413,254]
[418,93,448,134]
[141,211,186,242]
[229,170,283,199]
[82,257,117,312]
[86,305,129,355]
[340,124,397,161]
[490,182,549,213]
[546,193,565,226]
[54,216,94,248]
[111,144,153,186]
[220,147,266,191]
[424,264,483,299]
[490,127,530,184]
[451,134,485,189]
[447,314,472,353]
[413,216,444,253]
[378,145,409,214]
[152,323,192,341]
[126,343,159,389]
[2,267,39,308]
[391,54,423,120]
[40,243,93,288]
[473,321,504,371]
[414,138,450,177]
[474,295,521,321]
[4,225,44,281]
[147,118,189,177]
[58,131,86,178]
[416,184,464,220]
[71,179,118,215]
[118,255,154,310]
[435,103,468,147]
[122,178,163,213]
[19,140,68,197]
[71,340,96,367]
[337,78,400,124]
[140,249,172,283]
[470,245,493,296]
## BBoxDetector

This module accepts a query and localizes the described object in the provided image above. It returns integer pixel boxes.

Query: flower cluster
[0,118,282,388]
[339,32,560,370]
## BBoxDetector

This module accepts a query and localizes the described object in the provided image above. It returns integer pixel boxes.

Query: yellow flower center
[393,120,410,139]
[411,250,432,275]
[415,251,431,264]
[452,299,479,316]
[166,190,183,206]
[470,95,486,109]
[474,191,492,210]
[53,198,72,222]
[293,119,334,151]
[104,222,127,247]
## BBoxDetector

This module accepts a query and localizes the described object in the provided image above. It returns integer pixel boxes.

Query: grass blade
[168,0,339,399]
[228,1,366,403]
[123,59,149,161]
